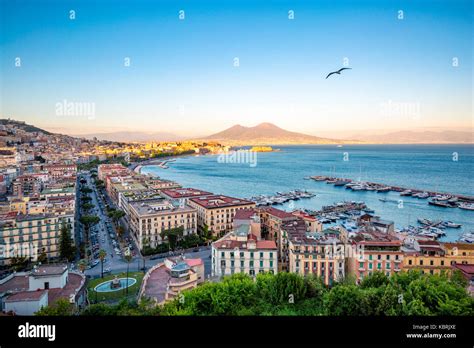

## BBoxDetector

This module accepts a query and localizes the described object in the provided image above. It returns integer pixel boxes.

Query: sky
[0,0,472,137]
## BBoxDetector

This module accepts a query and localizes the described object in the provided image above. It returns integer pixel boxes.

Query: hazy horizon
[1,0,472,136]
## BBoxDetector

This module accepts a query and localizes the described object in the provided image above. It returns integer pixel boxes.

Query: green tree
[59,222,75,262]
[36,298,74,316]
[160,226,184,250]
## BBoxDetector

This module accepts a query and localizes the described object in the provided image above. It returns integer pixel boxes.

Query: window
[369,255,373,260]
[269,252,273,258]
[250,261,254,267]
[386,255,390,260]
[408,259,412,265]
[231,261,234,267]
[221,251,225,258]
[260,252,264,258]
[240,260,244,267]
[441,260,444,266]
[430,260,434,266]
[250,252,254,258]
[359,262,364,269]
[44,282,49,289]
[377,263,381,270]
[270,261,273,268]
[260,261,263,267]
[386,263,390,269]
[240,252,244,258]
[420,260,423,265]
[230,252,234,258]
[369,263,373,269]
[377,255,381,260]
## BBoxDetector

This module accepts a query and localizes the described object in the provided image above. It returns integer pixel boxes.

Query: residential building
[211,227,278,277]
[128,199,197,250]
[188,195,255,236]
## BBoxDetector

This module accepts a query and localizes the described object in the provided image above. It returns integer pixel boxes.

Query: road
[85,248,212,278]
[78,172,212,278]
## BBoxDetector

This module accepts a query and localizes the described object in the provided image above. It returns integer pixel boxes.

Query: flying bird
[326,67,352,79]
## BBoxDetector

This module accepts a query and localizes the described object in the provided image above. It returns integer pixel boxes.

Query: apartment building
[258,207,297,241]
[188,195,255,236]
[280,219,346,285]
[128,199,197,250]
[0,212,75,265]
[211,227,278,277]
[403,240,474,275]
[348,231,403,283]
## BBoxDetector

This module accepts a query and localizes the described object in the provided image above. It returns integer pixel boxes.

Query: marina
[248,190,316,206]
[309,175,474,210]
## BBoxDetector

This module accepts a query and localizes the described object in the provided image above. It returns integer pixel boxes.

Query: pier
[309,175,474,206]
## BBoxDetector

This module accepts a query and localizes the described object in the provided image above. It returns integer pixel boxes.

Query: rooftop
[5,289,47,302]
[189,195,255,209]
[129,199,196,216]
[31,264,68,277]
[161,188,213,199]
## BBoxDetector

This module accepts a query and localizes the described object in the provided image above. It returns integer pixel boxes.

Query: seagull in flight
[326,67,352,79]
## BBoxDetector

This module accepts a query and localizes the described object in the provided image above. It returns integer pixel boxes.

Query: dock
[309,175,474,206]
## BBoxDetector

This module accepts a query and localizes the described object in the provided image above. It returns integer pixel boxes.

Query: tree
[37,252,48,264]
[108,209,126,228]
[98,249,107,278]
[81,202,94,212]
[80,187,93,194]
[160,226,184,251]
[36,298,74,316]
[59,222,75,262]
[78,259,88,273]
[80,215,100,234]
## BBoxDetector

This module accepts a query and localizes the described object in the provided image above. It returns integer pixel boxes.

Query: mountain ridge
[202,122,359,145]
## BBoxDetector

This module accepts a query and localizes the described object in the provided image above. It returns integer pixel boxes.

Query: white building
[211,225,278,277]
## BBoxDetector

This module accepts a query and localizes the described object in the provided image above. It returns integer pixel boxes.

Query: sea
[142,144,474,242]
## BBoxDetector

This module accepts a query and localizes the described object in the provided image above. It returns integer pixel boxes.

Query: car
[193,248,200,252]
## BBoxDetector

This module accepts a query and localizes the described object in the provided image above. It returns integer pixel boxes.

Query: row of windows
[221,251,274,259]
[367,254,401,261]
[220,260,274,268]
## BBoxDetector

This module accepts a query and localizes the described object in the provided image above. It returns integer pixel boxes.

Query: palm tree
[98,249,107,278]
[124,250,132,297]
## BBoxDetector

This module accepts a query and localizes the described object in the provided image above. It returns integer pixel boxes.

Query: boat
[459,202,474,211]
[441,221,462,229]
[413,192,430,199]
[376,186,391,193]
[400,190,413,196]
[334,180,351,186]
[428,200,453,208]
[434,195,451,201]
[418,218,432,226]
[364,209,375,213]
[379,198,387,202]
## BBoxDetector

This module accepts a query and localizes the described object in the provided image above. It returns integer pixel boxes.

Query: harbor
[309,175,474,210]
[247,190,316,206]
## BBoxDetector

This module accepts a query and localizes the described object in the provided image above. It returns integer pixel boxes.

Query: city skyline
[1,0,472,136]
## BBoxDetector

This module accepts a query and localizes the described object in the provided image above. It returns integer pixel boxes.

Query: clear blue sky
[0,0,472,136]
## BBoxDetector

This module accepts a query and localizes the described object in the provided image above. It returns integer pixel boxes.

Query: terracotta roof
[5,290,47,302]
[444,243,474,250]
[234,208,258,220]
[184,259,203,267]
[256,240,277,249]
[452,263,474,274]
[418,240,441,246]
[261,207,296,220]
